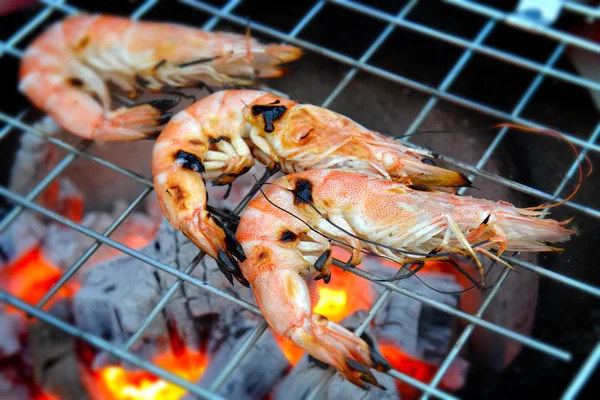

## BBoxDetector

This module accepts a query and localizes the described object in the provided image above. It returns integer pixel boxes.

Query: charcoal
[272,311,399,400]
[363,257,462,363]
[466,254,540,372]
[28,299,91,400]
[7,116,61,197]
[0,313,24,360]
[73,247,163,349]
[185,328,289,400]
[73,217,257,357]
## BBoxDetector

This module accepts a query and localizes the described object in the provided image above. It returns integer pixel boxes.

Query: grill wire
[0,0,599,399]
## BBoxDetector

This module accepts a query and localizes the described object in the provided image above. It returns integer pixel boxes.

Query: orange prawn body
[18,14,302,141]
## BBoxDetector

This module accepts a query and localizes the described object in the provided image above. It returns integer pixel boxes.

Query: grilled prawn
[237,169,572,289]
[234,169,572,386]
[18,14,302,141]
[152,90,471,285]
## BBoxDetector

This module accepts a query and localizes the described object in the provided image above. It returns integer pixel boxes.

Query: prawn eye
[251,104,287,133]
[292,178,313,206]
[67,77,84,88]
[280,230,298,243]
[174,150,205,173]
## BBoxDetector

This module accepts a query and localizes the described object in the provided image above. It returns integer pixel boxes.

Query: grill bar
[330,260,570,360]
[0,0,598,397]
[563,0,600,20]
[403,19,496,137]
[208,321,269,392]
[36,186,155,309]
[320,0,420,108]
[0,139,91,233]
[506,255,600,298]
[421,267,511,400]
[0,290,223,400]
[552,123,600,201]
[180,0,600,154]
[444,0,600,54]
[562,341,600,399]
[0,1,60,57]
[457,42,566,195]
[331,0,600,94]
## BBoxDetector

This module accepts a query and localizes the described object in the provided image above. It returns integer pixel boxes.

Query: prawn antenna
[491,123,592,211]
[372,261,481,295]
[396,123,592,211]
[245,18,254,65]
[394,126,502,141]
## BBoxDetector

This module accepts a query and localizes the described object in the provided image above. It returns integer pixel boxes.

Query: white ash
[0,313,25,360]
[7,116,61,197]
[0,212,46,267]
[73,217,257,362]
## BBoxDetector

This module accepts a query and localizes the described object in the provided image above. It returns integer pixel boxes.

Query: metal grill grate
[0,1,599,399]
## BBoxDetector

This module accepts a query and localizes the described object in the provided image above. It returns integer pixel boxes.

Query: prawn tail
[170,44,303,89]
[401,157,472,188]
[494,210,575,252]
[103,98,180,140]
[250,44,304,78]
[289,314,391,389]
[250,268,388,390]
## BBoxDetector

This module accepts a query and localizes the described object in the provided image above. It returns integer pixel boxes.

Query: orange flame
[97,349,208,400]
[379,345,440,399]
[0,247,79,313]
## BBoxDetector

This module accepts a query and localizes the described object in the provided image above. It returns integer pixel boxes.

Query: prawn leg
[476,248,516,271]
[377,261,425,282]
[443,215,486,289]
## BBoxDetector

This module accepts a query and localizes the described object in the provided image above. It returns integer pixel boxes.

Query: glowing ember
[313,287,347,319]
[97,349,207,400]
[379,345,440,399]
[275,335,306,367]
[311,248,373,323]
[0,246,79,313]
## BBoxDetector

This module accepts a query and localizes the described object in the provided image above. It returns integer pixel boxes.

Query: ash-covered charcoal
[149,218,257,351]
[0,312,25,360]
[73,217,257,357]
[273,311,399,400]
[0,212,46,268]
[184,328,289,400]
[73,249,162,350]
[28,298,91,400]
[362,256,462,363]
[7,116,62,197]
